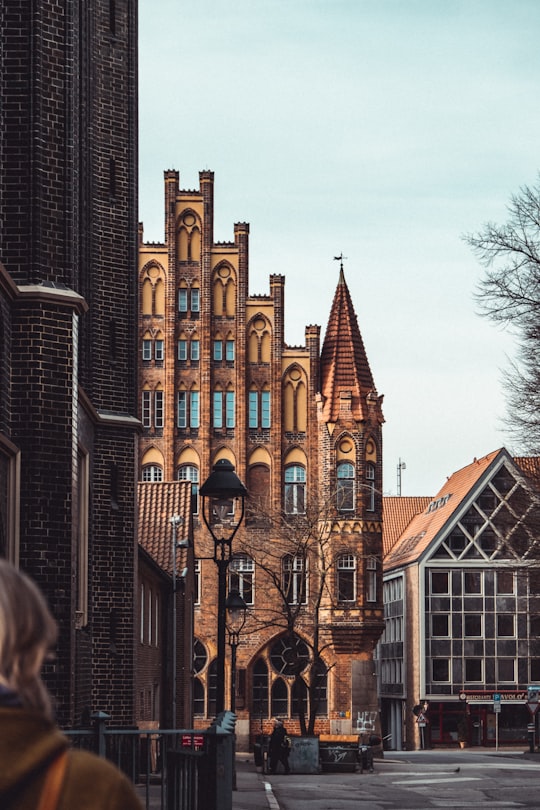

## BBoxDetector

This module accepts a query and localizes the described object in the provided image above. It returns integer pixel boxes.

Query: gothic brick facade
[138,169,385,747]
[0,1,139,727]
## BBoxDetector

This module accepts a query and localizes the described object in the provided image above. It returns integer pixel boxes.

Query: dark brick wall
[0,1,139,727]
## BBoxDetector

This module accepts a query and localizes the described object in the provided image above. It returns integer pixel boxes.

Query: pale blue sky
[139,0,540,495]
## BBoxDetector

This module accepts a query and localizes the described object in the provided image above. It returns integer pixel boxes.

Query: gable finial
[333,253,348,281]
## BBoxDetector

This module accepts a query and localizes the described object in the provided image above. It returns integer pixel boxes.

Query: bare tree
[464,177,540,453]
[239,490,378,736]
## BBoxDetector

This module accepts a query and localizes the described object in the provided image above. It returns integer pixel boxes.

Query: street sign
[493,692,501,713]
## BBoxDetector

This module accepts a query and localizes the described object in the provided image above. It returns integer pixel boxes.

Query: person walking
[268,717,291,774]
[0,559,142,809]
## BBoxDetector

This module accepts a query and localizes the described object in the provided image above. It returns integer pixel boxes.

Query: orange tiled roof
[383,496,432,557]
[384,449,505,571]
[514,456,540,490]
[320,268,377,422]
[138,481,192,575]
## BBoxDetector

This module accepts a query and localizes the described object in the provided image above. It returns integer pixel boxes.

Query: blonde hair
[0,559,58,719]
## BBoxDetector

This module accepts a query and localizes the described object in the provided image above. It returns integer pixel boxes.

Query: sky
[138,0,540,496]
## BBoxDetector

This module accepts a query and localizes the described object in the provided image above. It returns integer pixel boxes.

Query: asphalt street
[265,749,540,810]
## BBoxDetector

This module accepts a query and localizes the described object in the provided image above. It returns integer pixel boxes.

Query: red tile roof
[383,449,505,571]
[138,482,192,574]
[383,496,432,557]
[320,268,379,422]
[515,457,540,489]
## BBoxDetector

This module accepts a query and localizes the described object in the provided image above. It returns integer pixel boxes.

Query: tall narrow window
[225,391,235,428]
[190,391,200,428]
[248,391,258,428]
[225,339,234,361]
[190,338,200,361]
[261,390,271,428]
[337,462,355,511]
[366,463,375,511]
[155,339,164,361]
[252,659,269,718]
[191,288,200,313]
[284,465,306,514]
[282,554,307,604]
[178,465,199,515]
[142,391,151,428]
[337,554,356,602]
[154,391,164,429]
[178,339,187,361]
[229,554,254,604]
[213,391,223,428]
[178,288,188,313]
[142,339,152,361]
[177,391,187,428]
[366,556,377,602]
[213,339,223,361]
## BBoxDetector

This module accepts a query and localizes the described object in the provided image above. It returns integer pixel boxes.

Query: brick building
[138,169,385,747]
[0,1,139,727]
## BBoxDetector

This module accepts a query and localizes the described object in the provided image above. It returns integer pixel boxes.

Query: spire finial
[333,253,348,281]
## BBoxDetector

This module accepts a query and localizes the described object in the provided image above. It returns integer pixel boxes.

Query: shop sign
[459,690,526,704]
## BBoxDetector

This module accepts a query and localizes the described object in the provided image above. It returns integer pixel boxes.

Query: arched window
[292,678,307,716]
[311,659,328,715]
[337,462,355,511]
[282,555,307,605]
[271,678,288,718]
[252,659,269,718]
[229,554,254,604]
[284,465,306,514]
[142,465,163,482]
[337,554,356,602]
[178,465,199,514]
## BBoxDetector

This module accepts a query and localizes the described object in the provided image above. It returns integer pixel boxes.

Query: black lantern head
[199,459,247,500]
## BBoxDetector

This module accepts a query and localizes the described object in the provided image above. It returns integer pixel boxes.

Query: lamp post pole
[200,459,247,717]
[226,590,247,791]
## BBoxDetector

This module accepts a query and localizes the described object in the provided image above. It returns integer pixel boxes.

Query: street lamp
[225,589,248,713]
[200,459,247,715]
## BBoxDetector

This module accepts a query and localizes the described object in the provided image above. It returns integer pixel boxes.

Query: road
[267,749,540,809]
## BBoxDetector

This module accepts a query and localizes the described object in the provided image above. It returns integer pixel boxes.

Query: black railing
[63,718,233,810]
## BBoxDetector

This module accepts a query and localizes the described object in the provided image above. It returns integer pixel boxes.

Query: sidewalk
[233,754,273,810]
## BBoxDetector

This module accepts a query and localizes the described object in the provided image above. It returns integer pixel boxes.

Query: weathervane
[333,253,348,272]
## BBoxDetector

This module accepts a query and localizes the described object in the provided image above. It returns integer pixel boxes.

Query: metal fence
[64,716,233,810]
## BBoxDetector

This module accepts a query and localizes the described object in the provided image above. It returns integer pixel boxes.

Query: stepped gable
[320,267,377,422]
[138,481,192,574]
[383,496,432,557]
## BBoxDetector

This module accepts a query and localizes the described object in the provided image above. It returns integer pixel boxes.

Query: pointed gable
[384,449,506,571]
[320,268,379,422]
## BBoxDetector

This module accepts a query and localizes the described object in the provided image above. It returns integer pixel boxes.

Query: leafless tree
[464,177,540,453]
[239,489,378,735]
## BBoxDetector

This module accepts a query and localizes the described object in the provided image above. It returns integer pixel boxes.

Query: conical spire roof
[320,267,377,422]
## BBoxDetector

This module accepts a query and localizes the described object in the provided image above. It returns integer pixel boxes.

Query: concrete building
[138,169,385,747]
[380,449,540,750]
[0,1,139,727]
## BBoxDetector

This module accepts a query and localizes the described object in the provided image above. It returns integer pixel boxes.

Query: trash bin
[319,735,359,773]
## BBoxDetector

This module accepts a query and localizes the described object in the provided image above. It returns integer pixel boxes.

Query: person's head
[273,717,283,728]
[0,559,57,719]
